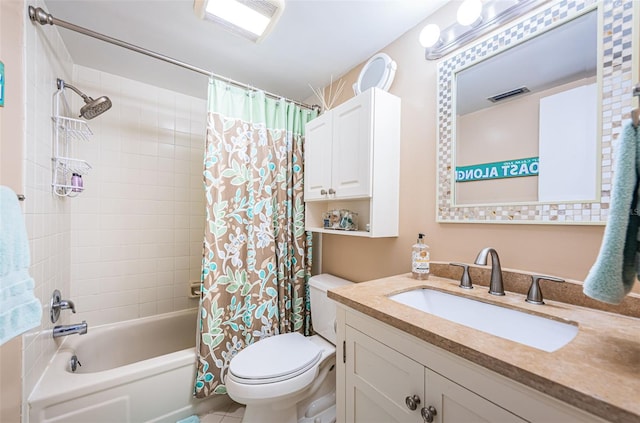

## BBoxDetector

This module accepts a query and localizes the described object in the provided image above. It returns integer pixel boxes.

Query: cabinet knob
[421,406,438,423]
[328,188,336,195]
[405,395,421,411]
[320,189,327,195]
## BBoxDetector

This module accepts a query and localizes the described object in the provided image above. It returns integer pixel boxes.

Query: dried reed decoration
[308,76,346,113]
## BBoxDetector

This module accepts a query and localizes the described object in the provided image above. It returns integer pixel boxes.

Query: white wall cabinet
[304,88,400,238]
[337,307,607,423]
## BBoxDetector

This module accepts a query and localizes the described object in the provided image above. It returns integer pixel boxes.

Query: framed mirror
[436,0,637,224]
[353,53,397,95]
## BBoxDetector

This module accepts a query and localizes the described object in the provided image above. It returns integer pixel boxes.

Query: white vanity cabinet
[304,87,400,237]
[336,307,607,423]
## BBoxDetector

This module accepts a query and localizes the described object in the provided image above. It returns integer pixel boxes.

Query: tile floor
[199,401,245,423]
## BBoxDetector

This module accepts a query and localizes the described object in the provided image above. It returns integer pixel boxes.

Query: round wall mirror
[353,53,397,95]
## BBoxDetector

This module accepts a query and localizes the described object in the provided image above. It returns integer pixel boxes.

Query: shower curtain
[194,79,318,397]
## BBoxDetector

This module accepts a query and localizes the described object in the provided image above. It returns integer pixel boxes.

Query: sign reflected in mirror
[436,0,637,224]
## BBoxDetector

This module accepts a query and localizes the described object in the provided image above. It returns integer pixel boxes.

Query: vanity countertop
[328,273,640,423]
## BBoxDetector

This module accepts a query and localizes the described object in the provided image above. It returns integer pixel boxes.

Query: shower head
[79,96,112,120]
[58,79,112,120]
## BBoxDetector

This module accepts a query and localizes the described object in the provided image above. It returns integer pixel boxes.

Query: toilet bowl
[225,274,352,423]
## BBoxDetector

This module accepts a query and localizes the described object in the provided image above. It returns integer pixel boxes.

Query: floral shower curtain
[194,79,318,398]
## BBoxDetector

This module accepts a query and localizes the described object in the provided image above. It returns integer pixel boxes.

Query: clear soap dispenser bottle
[411,233,430,280]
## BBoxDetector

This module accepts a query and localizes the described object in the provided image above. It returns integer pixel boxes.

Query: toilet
[225,274,353,423]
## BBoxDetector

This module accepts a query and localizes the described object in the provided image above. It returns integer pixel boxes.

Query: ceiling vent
[487,86,530,103]
[194,0,285,43]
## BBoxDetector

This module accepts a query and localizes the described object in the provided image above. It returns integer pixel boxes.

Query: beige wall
[0,1,24,422]
[317,2,608,285]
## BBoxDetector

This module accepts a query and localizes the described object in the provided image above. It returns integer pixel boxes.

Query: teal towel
[583,123,639,304]
[176,416,199,423]
[0,186,42,345]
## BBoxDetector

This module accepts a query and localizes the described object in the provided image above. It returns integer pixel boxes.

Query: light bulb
[457,0,483,27]
[419,24,442,48]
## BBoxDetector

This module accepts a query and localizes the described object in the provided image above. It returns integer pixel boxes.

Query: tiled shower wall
[23,0,74,402]
[23,0,207,401]
[69,65,207,325]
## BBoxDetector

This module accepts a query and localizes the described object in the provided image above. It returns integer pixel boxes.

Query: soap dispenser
[411,233,430,280]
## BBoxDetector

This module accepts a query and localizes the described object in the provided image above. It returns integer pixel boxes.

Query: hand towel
[583,122,639,304]
[0,186,42,345]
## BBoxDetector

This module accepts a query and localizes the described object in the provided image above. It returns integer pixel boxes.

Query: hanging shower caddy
[51,79,92,197]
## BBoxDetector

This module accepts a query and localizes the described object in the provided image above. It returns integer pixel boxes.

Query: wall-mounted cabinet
[304,88,400,238]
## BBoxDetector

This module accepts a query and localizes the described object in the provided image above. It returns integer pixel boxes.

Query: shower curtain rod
[27,6,317,111]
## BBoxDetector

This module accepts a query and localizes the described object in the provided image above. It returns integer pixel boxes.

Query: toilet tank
[309,274,353,345]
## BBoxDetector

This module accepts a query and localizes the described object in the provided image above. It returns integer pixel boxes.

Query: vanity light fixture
[193,0,285,43]
[420,0,548,59]
[457,0,483,27]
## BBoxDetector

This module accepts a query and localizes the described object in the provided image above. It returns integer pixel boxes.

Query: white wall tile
[23,16,207,401]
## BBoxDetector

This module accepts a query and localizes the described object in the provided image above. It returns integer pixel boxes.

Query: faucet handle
[450,263,473,289]
[526,275,564,305]
[50,289,77,323]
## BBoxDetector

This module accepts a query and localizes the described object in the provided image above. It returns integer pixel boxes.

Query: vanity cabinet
[337,307,607,423]
[344,326,522,423]
[304,87,400,237]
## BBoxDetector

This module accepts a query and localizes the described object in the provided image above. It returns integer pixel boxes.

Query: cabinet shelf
[305,227,373,237]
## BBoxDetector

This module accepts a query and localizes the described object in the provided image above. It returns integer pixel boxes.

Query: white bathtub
[28,308,228,423]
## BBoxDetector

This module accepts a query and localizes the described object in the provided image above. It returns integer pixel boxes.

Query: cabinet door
[425,369,526,423]
[331,92,372,199]
[345,326,424,423]
[304,112,333,200]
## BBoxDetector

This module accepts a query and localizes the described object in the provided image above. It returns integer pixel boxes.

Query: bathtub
[28,308,228,423]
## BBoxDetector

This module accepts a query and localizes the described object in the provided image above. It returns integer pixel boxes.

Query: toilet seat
[229,333,323,385]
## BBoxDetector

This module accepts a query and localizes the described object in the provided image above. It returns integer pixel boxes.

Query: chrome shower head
[57,79,112,120]
[79,96,112,120]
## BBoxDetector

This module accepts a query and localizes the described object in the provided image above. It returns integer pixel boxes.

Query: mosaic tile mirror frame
[436,0,637,224]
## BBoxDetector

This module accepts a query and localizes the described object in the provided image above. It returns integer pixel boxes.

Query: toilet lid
[229,333,322,384]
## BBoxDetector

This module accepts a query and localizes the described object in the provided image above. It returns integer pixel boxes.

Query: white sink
[388,289,578,352]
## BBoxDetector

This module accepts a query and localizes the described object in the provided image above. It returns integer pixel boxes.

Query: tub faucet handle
[58,299,76,313]
[50,289,77,323]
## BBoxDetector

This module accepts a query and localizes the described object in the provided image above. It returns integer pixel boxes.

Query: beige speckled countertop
[328,268,640,423]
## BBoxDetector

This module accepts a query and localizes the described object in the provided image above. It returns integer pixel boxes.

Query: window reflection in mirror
[454,10,598,206]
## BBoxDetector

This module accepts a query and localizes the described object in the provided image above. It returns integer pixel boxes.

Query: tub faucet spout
[474,247,505,296]
[53,321,88,338]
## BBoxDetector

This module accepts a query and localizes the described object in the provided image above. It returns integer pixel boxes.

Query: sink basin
[388,289,578,352]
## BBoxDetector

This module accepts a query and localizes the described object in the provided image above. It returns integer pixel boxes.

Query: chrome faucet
[50,289,76,323]
[53,321,88,338]
[474,247,505,296]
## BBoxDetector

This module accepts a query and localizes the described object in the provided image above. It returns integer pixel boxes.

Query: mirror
[437,0,637,224]
[455,10,597,206]
[353,53,397,95]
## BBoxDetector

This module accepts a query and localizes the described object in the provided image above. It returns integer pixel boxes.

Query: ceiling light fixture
[194,0,285,43]
[420,0,548,60]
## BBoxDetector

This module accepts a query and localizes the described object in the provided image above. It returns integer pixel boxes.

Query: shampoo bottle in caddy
[412,233,430,280]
